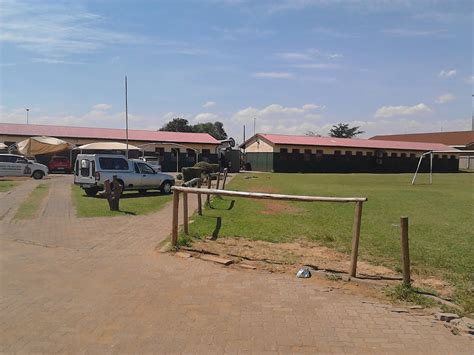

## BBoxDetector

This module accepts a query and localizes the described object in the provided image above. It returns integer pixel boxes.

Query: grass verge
[14,183,49,219]
[185,172,474,312]
[72,185,172,217]
[0,181,18,192]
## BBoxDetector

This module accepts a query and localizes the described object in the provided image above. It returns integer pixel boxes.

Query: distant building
[241,133,459,173]
[370,131,474,150]
[370,130,474,170]
[0,123,220,172]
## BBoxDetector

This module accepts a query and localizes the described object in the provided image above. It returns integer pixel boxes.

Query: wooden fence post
[183,192,189,235]
[400,216,411,286]
[222,168,228,190]
[206,177,211,205]
[216,172,221,190]
[197,180,202,215]
[349,201,363,277]
[171,190,180,247]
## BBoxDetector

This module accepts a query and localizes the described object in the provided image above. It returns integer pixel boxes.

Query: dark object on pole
[103,175,123,211]
[400,216,411,286]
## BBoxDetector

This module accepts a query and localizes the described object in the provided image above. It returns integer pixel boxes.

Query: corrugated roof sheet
[250,133,455,152]
[370,131,474,146]
[0,123,220,145]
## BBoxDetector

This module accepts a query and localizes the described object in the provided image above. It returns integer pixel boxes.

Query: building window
[292,149,300,154]
[155,147,165,162]
[450,155,456,159]
[410,153,416,158]
[356,151,363,157]
[315,150,323,161]
[304,149,311,161]
[434,154,439,159]
[401,153,407,158]
[345,151,352,156]
[366,152,373,157]
[382,152,388,157]
[391,153,397,157]
[280,148,288,160]
[186,149,195,163]
[171,148,180,161]
[334,150,341,156]
[201,149,210,162]
[442,155,447,159]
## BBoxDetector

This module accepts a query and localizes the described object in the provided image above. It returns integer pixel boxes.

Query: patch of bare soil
[246,186,304,215]
[183,237,454,299]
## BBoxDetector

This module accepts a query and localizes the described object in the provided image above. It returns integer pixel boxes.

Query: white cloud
[252,72,294,79]
[193,112,220,123]
[467,76,474,84]
[438,69,457,78]
[277,49,343,62]
[92,103,112,111]
[435,93,455,104]
[292,63,341,69]
[374,103,432,118]
[202,101,216,108]
[0,0,200,58]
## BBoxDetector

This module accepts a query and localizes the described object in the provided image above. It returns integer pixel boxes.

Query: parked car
[48,156,71,174]
[74,154,174,196]
[0,154,49,179]
[138,156,162,172]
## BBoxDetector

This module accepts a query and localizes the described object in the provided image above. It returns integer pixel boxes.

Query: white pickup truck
[74,154,175,196]
[0,154,49,179]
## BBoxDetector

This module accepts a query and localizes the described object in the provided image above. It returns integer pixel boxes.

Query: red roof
[370,131,474,146]
[249,133,455,152]
[0,123,220,145]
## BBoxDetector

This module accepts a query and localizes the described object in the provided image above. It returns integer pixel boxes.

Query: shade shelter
[16,136,73,157]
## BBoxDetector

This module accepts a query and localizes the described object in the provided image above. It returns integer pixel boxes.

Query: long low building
[0,123,220,171]
[241,133,460,173]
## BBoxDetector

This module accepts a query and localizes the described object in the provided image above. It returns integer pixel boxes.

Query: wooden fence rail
[170,186,368,277]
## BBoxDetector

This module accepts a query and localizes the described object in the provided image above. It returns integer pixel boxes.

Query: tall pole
[26,108,29,124]
[125,76,129,158]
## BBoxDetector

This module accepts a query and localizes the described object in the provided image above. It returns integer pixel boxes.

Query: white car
[74,154,175,196]
[139,156,162,172]
[0,154,49,180]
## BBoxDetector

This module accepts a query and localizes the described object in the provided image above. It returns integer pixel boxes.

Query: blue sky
[1,0,472,142]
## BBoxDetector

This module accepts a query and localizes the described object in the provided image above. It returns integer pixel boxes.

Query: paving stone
[0,175,473,353]
[200,254,233,265]
[436,313,460,322]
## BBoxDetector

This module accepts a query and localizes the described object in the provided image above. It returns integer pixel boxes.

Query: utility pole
[125,76,129,158]
[26,108,29,124]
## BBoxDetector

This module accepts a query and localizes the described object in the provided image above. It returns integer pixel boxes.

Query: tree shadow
[210,216,222,241]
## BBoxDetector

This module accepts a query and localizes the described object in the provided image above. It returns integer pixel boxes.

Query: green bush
[194,161,219,174]
[182,167,202,182]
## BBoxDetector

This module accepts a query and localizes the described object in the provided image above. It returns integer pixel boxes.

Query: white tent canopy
[77,142,140,151]
[0,143,7,150]
[17,136,74,157]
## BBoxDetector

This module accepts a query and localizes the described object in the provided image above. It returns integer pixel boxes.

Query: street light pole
[26,108,29,124]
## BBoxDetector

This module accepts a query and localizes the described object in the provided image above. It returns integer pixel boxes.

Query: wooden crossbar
[171,185,367,277]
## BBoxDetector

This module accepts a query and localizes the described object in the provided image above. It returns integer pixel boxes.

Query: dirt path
[0,175,472,353]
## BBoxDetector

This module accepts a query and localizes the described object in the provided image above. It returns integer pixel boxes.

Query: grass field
[72,185,172,217]
[184,173,473,311]
[14,183,50,219]
[0,181,17,192]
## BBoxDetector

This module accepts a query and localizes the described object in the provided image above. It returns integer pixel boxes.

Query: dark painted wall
[160,152,218,172]
[245,152,274,172]
[246,152,459,173]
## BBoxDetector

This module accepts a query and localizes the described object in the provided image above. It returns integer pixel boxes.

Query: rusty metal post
[400,216,411,286]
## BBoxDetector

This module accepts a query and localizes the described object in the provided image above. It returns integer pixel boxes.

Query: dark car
[48,156,71,173]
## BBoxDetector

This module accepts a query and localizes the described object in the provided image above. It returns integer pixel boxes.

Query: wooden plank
[183,192,188,235]
[222,168,228,190]
[216,172,221,190]
[400,216,411,286]
[171,190,180,246]
[349,201,363,277]
[206,178,211,205]
[172,186,367,203]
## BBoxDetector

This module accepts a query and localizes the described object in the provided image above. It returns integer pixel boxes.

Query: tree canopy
[329,123,365,138]
[159,118,228,140]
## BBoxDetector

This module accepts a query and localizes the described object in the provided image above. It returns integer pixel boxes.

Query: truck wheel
[160,181,172,194]
[32,170,44,180]
[84,188,99,197]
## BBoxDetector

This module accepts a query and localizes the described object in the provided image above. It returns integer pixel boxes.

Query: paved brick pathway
[0,176,472,353]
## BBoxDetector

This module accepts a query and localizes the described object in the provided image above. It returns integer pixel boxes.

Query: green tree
[329,123,364,138]
[159,118,193,132]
